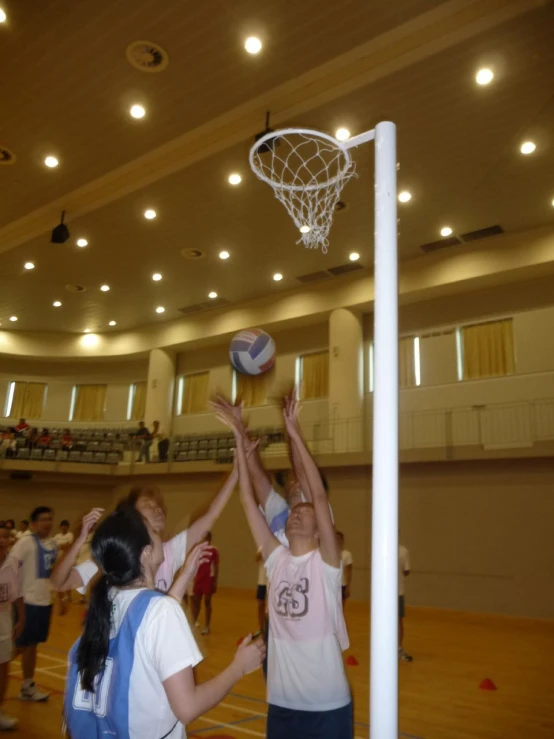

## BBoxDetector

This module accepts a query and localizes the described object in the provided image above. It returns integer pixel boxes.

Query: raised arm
[185,466,238,554]
[50,508,104,592]
[282,396,340,567]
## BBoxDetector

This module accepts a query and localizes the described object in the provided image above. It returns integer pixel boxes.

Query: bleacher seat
[197,449,208,461]
[208,448,217,460]
[43,449,56,461]
[58,450,69,461]
[112,443,124,454]
[188,440,198,451]
[177,451,188,462]
[198,440,208,451]
[94,452,107,464]
[17,448,30,460]
[186,450,198,461]
[208,439,217,450]
[106,452,120,465]
[69,451,82,462]
[86,441,99,452]
[31,449,43,460]
[99,441,111,452]
[50,439,61,450]
[81,451,93,463]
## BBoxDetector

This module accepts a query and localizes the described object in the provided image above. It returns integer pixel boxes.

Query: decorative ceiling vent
[420,225,504,254]
[177,304,205,316]
[65,284,87,293]
[181,247,205,260]
[178,298,229,316]
[296,270,332,284]
[327,262,364,276]
[0,147,15,165]
[296,261,364,283]
[200,297,229,310]
[126,41,169,73]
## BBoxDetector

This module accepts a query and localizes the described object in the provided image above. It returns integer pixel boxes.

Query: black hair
[5,519,15,529]
[77,506,151,692]
[274,469,329,494]
[30,506,53,522]
[60,519,70,527]
[20,519,29,526]
[124,486,167,516]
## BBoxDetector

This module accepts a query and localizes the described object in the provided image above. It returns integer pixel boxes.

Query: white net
[249,128,356,253]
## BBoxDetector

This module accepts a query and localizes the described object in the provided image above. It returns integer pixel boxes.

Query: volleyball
[229,329,276,375]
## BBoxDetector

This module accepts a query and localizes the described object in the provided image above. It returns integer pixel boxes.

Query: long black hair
[76,505,151,692]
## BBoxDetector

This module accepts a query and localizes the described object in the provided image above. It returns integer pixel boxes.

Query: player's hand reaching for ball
[77,508,104,545]
[182,542,211,583]
[233,633,266,676]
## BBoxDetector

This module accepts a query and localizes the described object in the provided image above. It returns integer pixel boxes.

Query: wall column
[329,308,364,452]
[144,349,176,436]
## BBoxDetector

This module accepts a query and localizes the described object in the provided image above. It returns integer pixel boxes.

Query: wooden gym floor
[5,589,553,738]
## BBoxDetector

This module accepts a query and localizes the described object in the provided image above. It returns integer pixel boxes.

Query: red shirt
[15,423,29,432]
[194,546,219,584]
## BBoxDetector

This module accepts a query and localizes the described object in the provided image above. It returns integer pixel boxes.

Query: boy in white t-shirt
[216,395,352,739]
[336,532,353,606]
[0,525,25,730]
[399,543,412,662]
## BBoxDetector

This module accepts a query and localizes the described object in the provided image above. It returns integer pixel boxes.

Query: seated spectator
[27,428,39,449]
[15,418,30,435]
[0,431,17,459]
[61,429,73,451]
[38,428,52,448]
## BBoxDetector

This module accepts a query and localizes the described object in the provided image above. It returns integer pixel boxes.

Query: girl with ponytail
[64,505,264,739]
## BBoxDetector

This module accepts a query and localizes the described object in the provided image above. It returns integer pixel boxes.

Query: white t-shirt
[399,545,411,597]
[54,532,74,554]
[10,535,57,606]
[15,530,31,540]
[0,555,20,641]
[341,550,353,587]
[74,531,187,595]
[265,545,350,712]
[109,588,202,738]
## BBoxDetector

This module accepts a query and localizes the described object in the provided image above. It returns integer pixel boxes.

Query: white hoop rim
[249,127,353,192]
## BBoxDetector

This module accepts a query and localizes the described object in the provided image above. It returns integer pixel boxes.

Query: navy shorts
[399,595,405,619]
[267,702,353,739]
[256,585,267,601]
[15,604,53,647]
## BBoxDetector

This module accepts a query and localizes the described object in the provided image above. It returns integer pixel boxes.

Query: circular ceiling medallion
[65,284,87,293]
[0,147,16,165]
[126,41,169,73]
[181,248,205,260]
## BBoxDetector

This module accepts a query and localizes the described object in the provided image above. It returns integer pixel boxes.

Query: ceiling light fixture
[335,127,351,142]
[208,291,218,299]
[130,104,146,119]
[100,284,110,292]
[152,273,162,281]
[440,226,453,237]
[44,155,59,168]
[144,209,157,220]
[228,173,242,185]
[9,316,17,322]
[53,301,62,308]
[109,320,117,327]
[299,225,311,234]
[520,141,536,155]
[24,262,35,270]
[476,68,494,85]
[349,252,360,262]
[398,191,412,203]
[84,328,90,333]
[0,9,6,23]
[156,306,165,314]
[219,250,230,260]
[244,36,262,54]
[76,238,88,248]
[273,273,283,282]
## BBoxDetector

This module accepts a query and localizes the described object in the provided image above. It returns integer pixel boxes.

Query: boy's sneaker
[19,682,49,702]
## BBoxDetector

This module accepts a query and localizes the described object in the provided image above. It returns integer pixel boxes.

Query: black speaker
[51,210,70,244]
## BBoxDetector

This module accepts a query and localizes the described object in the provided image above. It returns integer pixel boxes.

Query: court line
[195,715,265,736]
[10,665,66,680]
[192,714,265,734]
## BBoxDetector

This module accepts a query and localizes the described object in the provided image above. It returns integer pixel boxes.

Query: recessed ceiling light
[398,191,412,203]
[476,68,494,86]
[44,155,59,168]
[440,226,453,237]
[520,141,536,155]
[156,306,165,314]
[244,36,262,54]
[219,250,230,260]
[53,301,62,308]
[273,273,283,282]
[551,198,554,208]
[299,225,311,234]
[108,320,117,327]
[152,273,162,281]
[335,127,351,142]
[349,252,360,262]
[9,316,18,322]
[228,173,242,185]
[208,291,218,299]
[144,209,157,220]
[100,284,110,292]
[76,238,88,248]
[130,104,146,119]
[24,262,35,270]
[84,328,90,333]
[0,8,7,22]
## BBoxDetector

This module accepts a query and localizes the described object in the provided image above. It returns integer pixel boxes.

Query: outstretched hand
[181,542,211,584]
[78,508,104,544]
[211,395,244,436]
[282,389,301,436]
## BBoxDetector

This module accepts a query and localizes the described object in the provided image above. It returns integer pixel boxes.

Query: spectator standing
[151,420,169,462]
[135,422,152,463]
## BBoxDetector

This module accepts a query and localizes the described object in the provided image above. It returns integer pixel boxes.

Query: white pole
[370,121,398,739]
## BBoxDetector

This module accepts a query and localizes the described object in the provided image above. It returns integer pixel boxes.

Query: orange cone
[346,655,359,666]
[479,678,497,691]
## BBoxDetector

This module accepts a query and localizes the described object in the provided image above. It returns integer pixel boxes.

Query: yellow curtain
[236,371,271,408]
[73,384,107,422]
[131,382,147,421]
[399,337,416,388]
[181,372,210,414]
[10,382,46,419]
[301,350,329,400]
[462,319,515,380]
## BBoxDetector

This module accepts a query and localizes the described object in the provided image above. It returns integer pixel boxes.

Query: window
[458,318,515,380]
[127,382,146,421]
[297,350,329,400]
[368,338,421,391]
[233,370,271,408]
[70,384,107,422]
[4,381,47,419]
[178,372,210,415]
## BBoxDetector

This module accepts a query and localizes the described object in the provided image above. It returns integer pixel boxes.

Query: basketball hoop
[249,128,357,253]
